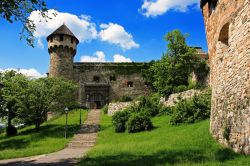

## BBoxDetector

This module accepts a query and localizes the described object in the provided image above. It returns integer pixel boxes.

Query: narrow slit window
[71,37,74,43]
[50,37,53,42]
[110,76,116,81]
[60,35,64,41]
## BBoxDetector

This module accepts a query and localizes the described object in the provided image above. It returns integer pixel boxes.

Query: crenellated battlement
[47,24,79,80]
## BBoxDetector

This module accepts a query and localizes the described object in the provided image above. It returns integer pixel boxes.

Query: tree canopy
[142,30,207,96]
[0,71,77,134]
[0,0,49,47]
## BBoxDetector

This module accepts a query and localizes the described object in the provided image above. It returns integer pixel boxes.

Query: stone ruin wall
[73,63,151,106]
[202,0,250,154]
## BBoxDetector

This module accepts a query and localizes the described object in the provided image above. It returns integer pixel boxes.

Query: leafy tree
[142,30,202,96]
[0,70,29,136]
[0,0,50,47]
[18,77,77,131]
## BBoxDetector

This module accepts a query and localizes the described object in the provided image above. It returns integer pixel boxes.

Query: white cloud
[80,51,132,63]
[140,0,199,17]
[113,54,132,62]
[0,68,46,78]
[99,23,139,50]
[37,38,44,49]
[29,9,98,42]
[80,51,106,62]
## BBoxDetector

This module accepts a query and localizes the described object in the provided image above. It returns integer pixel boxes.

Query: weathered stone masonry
[47,24,150,109]
[201,0,250,154]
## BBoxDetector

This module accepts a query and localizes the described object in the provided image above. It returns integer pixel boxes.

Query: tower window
[127,81,133,87]
[93,76,100,82]
[71,37,74,43]
[60,35,64,41]
[110,76,116,81]
[218,22,229,45]
[50,37,53,42]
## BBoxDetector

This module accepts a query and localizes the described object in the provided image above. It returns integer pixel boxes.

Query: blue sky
[0,0,207,77]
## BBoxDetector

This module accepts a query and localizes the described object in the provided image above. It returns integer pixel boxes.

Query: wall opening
[93,76,100,83]
[71,37,74,43]
[110,75,116,81]
[60,35,64,41]
[127,81,133,87]
[218,22,229,45]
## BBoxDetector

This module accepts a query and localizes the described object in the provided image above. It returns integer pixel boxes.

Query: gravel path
[0,109,101,166]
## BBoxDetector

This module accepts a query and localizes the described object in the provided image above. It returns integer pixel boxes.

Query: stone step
[68,142,95,148]
[73,135,97,140]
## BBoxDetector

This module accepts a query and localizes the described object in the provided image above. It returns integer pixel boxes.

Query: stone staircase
[68,109,100,149]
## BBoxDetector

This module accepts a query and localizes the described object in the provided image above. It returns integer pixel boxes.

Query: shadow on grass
[79,148,241,166]
[0,124,79,151]
[215,148,239,162]
[0,139,30,150]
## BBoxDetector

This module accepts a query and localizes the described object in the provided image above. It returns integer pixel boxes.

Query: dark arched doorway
[89,93,105,109]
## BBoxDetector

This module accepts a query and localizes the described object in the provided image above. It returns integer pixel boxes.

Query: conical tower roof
[47,24,79,44]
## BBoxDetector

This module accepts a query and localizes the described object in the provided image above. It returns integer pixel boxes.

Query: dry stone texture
[201,0,250,154]
[160,89,201,107]
[107,102,132,116]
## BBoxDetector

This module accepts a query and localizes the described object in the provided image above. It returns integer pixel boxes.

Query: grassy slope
[0,109,87,160]
[79,114,250,166]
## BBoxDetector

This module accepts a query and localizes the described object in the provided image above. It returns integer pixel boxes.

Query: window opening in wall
[93,76,100,83]
[71,37,74,43]
[50,37,53,42]
[127,81,133,87]
[218,22,229,46]
[60,35,64,41]
[110,76,116,81]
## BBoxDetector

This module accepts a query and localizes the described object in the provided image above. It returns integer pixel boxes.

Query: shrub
[136,94,162,117]
[112,110,130,133]
[172,85,189,93]
[170,89,211,125]
[102,105,108,114]
[127,112,153,133]
[121,95,132,102]
[158,106,172,116]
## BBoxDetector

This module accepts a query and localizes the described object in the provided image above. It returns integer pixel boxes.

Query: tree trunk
[35,120,40,131]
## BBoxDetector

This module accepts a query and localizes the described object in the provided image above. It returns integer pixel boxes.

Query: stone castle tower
[46,24,150,109]
[201,0,249,154]
[47,24,79,80]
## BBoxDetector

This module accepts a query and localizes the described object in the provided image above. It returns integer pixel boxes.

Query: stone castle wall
[73,63,151,107]
[201,0,250,154]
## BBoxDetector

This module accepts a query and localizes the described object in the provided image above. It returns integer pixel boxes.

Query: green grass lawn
[0,109,87,160]
[79,113,250,166]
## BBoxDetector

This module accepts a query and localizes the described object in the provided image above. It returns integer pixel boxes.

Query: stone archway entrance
[89,93,105,109]
[85,83,109,109]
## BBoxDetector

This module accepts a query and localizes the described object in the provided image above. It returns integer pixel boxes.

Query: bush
[121,95,132,102]
[102,105,108,114]
[170,89,211,125]
[158,106,172,116]
[127,112,153,133]
[136,94,162,117]
[112,110,130,133]
[172,85,189,93]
